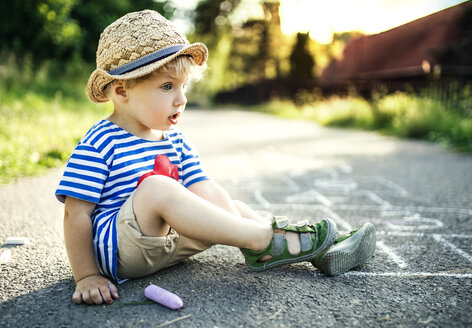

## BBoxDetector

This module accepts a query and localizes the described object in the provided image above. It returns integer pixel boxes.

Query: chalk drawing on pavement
[231,165,472,279]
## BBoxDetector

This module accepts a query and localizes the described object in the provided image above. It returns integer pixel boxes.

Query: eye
[161,83,173,91]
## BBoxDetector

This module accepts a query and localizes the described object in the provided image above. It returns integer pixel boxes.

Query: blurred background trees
[0,0,172,65]
[190,0,294,97]
[188,0,324,104]
[0,0,326,104]
[1,0,470,108]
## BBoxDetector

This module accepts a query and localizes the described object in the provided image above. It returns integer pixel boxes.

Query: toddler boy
[56,10,376,305]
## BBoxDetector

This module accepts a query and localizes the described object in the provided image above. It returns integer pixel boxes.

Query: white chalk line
[341,271,472,279]
[354,190,393,208]
[249,203,471,239]
[284,176,333,206]
[280,174,301,192]
[254,190,271,209]
[432,235,472,263]
[317,206,353,231]
[252,203,472,216]
[366,214,444,231]
[376,240,408,269]
[312,191,333,207]
[237,169,472,216]
[377,232,472,267]
[250,198,414,269]
[254,200,411,269]
[312,270,472,279]
[242,186,471,216]
[285,189,333,207]
[326,204,472,216]
[320,167,339,179]
[337,162,353,174]
[373,176,409,196]
[240,167,471,279]
[314,179,358,193]
[378,231,472,238]
[248,171,470,273]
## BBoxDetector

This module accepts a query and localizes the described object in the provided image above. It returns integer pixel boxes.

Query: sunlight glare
[279,0,466,43]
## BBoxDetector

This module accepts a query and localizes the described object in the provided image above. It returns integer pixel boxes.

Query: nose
[174,87,187,107]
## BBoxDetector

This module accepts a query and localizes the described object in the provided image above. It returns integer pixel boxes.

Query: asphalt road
[1,109,471,327]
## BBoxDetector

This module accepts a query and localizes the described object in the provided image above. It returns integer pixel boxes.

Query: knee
[135,175,181,205]
[232,199,245,212]
[140,174,178,187]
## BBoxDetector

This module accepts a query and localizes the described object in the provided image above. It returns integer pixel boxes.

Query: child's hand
[72,274,119,305]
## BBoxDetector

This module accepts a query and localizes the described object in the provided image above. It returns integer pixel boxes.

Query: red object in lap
[137,154,179,187]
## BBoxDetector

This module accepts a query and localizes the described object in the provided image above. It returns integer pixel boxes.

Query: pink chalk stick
[144,284,184,310]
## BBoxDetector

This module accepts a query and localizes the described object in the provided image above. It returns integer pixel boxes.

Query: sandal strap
[274,217,315,253]
[300,232,313,252]
[272,233,286,256]
[273,216,317,233]
[297,219,309,227]
[273,216,290,228]
[240,218,337,271]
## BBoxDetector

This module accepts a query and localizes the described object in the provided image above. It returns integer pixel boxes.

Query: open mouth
[168,112,181,125]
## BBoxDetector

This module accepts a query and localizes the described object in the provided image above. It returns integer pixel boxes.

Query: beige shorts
[116,192,212,279]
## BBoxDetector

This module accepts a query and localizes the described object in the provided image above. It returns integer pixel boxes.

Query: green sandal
[311,222,376,276]
[240,216,337,271]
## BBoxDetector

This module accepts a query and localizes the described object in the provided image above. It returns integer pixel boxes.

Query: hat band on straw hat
[108,44,186,76]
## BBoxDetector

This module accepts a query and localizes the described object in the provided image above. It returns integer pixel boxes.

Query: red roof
[321,1,471,85]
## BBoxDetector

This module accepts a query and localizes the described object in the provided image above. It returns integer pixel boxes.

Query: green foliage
[309,97,373,129]
[70,0,173,62]
[0,91,110,184]
[256,88,472,153]
[0,0,173,64]
[191,0,292,99]
[193,0,230,36]
[0,1,175,184]
[374,92,439,138]
[0,59,111,184]
[1,53,92,102]
[289,33,315,80]
[254,99,300,118]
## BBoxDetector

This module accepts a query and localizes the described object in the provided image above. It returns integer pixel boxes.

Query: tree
[0,0,80,64]
[0,0,173,65]
[289,32,315,80]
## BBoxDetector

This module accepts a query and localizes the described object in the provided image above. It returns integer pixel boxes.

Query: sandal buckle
[297,219,309,228]
[274,216,289,228]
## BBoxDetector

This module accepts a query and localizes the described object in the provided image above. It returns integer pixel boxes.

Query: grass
[255,90,472,153]
[0,58,112,184]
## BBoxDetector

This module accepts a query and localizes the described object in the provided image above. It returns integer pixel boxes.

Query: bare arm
[187,179,240,215]
[64,196,119,304]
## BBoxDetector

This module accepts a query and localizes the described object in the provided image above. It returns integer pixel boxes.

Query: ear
[112,81,129,102]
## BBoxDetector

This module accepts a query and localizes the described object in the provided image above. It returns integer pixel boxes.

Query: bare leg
[132,175,272,252]
[233,200,300,254]
[232,200,271,223]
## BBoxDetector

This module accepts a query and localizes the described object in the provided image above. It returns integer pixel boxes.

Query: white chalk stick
[5,237,29,245]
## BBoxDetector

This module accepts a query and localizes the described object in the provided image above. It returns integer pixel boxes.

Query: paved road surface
[1,109,471,327]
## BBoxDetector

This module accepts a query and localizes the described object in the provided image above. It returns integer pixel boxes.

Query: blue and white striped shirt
[56,120,209,283]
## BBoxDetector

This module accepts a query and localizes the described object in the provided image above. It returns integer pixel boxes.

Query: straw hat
[86,10,208,103]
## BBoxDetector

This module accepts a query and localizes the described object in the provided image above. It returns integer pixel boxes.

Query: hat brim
[86,42,208,103]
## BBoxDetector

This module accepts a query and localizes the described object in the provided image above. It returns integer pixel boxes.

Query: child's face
[124,72,188,132]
